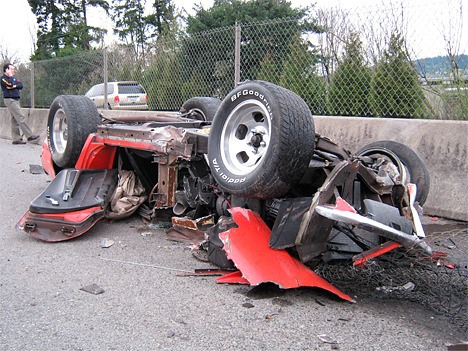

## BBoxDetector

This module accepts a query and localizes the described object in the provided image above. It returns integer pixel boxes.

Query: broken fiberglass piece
[269,197,312,249]
[166,214,215,245]
[171,214,215,231]
[29,169,118,214]
[216,270,250,284]
[16,168,118,242]
[16,206,105,242]
[217,207,353,302]
[206,216,236,269]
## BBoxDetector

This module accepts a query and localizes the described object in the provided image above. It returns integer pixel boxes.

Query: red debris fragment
[333,197,357,213]
[216,208,353,302]
[353,241,401,269]
[216,270,250,284]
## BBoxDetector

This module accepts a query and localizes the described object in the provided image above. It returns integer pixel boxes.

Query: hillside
[415,54,468,78]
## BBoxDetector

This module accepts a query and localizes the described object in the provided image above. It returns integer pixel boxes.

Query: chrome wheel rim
[52,109,68,154]
[359,147,409,184]
[220,99,271,176]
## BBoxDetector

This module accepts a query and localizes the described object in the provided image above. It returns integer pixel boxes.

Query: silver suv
[85,81,148,110]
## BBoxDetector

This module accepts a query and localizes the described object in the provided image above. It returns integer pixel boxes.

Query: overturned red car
[17,81,433,301]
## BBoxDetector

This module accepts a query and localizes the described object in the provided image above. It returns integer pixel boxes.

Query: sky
[0,0,466,63]
[0,0,211,62]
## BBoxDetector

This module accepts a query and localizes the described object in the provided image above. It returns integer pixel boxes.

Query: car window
[118,84,145,94]
[97,84,114,95]
[95,84,104,96]
[85,85,97,97]
[86,83,115,97]
[106,84,114,95]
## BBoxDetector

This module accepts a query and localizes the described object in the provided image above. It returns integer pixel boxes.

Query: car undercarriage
[17,81,436,301]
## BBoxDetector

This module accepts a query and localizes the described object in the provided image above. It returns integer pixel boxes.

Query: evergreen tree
[328,33,372,116]
[112,0,148,59]
[279,36,327,115]
[79,0,110,49]
[257,54,280,84]
[370,33,428,118]
[186,0,306,32]
[112,0,177,61]
[29,0,71,59]
[182,0,319,95]
[144,49,183,110]
[29,0,109,59]
[146,0,176,38]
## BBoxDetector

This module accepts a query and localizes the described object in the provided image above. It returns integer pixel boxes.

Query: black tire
[208,80,315,199]
[356,140,430,205]
[180,97,222,122]
[47,95,101,168]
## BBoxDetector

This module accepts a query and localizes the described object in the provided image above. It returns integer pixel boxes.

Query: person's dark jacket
[1,74,23,100]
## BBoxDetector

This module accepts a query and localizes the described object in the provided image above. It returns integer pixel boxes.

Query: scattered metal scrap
[29,164,43,174]
[100,238,114,248]
[165,215,213,245]
[318,334,338,345]
[176,268,235,277]
[80,283,105,295]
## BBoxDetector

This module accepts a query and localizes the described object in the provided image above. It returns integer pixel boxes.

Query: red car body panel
[17,206,105,242]
[217,208,353,301]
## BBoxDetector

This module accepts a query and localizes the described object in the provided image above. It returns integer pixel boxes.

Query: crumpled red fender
[216,208,353,302]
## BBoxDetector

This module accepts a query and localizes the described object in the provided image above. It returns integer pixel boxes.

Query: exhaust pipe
[173,191,189,216]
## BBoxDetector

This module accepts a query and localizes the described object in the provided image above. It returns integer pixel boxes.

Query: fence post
[30,61,35,108]
[103,47,108,109]
[234,22,241,86]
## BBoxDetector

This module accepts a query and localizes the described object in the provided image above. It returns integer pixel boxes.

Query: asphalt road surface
[0,138,466,351]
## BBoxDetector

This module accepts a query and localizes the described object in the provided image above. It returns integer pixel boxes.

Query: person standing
[1,63,39,144]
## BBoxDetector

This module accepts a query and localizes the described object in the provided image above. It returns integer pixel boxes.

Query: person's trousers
[4,98,34,141]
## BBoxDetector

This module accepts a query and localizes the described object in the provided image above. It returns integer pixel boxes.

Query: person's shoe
[27,135,40,143]
[12,140,26,145]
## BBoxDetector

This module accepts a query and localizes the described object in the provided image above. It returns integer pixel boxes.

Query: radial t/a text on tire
[208,80,315,199]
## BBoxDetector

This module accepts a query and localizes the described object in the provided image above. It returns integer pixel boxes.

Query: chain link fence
[3,2,467,119]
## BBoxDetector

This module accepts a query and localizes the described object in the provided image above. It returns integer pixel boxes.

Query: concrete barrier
[314,117,468,222]
[1,107,467,221]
